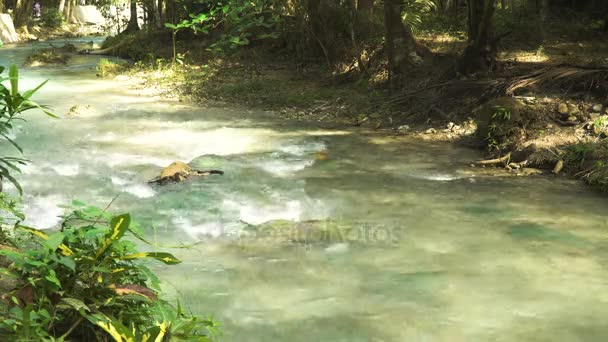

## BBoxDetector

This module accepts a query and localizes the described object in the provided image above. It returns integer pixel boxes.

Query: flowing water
[2,39,608,341]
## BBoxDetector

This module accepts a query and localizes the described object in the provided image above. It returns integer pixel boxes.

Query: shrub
[0,203,218,341]
[96,58,129,77]
[40,8,65,29]
[0,64,219,340]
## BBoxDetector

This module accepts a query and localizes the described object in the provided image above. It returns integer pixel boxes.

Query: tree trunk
[356,0,373,38]
[357,0,373,13]
[124,0,139,33]
[384,0,427,90]
[58,0,66,15]
[14,0,34,28]
[457,0,496,74]
[151,0,161,29]
[63,0,76,23]
[539,0,548,41]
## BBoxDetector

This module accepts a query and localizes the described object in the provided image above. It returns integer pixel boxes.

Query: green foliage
[0,65,54,193]
[564,142,596,167]
[0,63,219,341]
[0,203,218,341]
[486,105,512,151]
[167,0,283,54]
[401,0,436,30]
[40,8,65,29]
[592,115,608,135]
[96,59,129,78]
[564,141,608,191]
[23,48,72,67]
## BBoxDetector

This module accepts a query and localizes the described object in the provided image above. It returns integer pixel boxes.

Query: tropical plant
[402,0,437,30]
[165,20,197,64]
[0,64,219,341]
[0,202,219,341]
[40,8,65,29]
[0,64,54,193]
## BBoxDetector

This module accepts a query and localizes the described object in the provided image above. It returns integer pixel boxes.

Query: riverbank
[86,23,608,192]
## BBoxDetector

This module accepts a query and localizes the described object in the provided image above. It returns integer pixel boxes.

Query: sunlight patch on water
[408,172,465,181]
[278,142,326,156]
[51,164,80,176]
[257,159,314,177]
[224,199,303,225]
[124,183,155,198]
[22,195,66,229]
[172,217,228,239]
[103,153,175,168]
[124,127,265,161]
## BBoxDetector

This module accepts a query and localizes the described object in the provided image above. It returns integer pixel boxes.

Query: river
[2,38,608,341]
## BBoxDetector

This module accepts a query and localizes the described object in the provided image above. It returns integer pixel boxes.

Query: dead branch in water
[474,152,512,166]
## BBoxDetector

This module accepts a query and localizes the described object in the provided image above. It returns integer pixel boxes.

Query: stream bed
[2,38,608,341]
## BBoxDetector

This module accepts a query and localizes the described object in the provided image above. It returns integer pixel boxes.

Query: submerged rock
[475,97,526,140]
[243,219,355,244]
[23,45,75,67]
[160,161,191,178]
[149,161,223,185]
[66,104,95,117]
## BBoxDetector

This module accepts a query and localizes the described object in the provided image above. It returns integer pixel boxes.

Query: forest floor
[85,15,608,192]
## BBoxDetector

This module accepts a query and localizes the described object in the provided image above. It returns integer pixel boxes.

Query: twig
[59,316,84,340]
[91,193,121,227]
[552,159,564,175]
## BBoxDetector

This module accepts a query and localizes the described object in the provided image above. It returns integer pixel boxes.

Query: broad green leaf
[45,269,62,288]
[154,321,168,342]
[61,297,90,312]
[121,252,181,265]
[17,224,49,239]
[96,214,131,258]
[0,132,23,154]
[71,199,86,207]
[9,64,17,97]
[22,79,48,100]
[17,225,74,256]
[58,256,76,271]
[140,265,162,291]
[45,232,65,251]
[85,312,134,342]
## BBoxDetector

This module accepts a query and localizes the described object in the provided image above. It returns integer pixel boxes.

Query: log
[148,169,224,185]
[473,152,511,166]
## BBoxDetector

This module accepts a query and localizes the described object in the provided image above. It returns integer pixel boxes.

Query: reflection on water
[2,39,608,341]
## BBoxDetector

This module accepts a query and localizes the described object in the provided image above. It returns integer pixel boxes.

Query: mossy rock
[23,45,74,67]
[475,97,525,140]
[149,161,223,185]
[66,104,95,117]
[160,161,191,178]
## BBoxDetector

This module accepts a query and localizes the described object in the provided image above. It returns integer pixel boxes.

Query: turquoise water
[1,39,608,341]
